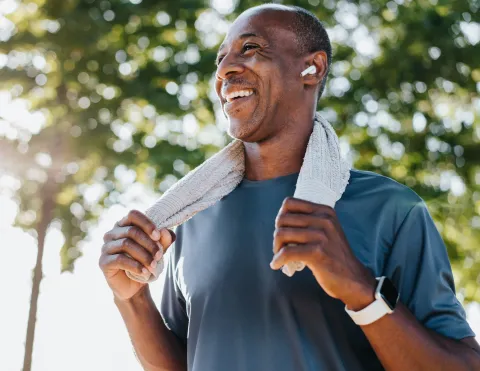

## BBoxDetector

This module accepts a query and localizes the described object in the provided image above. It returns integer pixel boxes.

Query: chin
[226,116,263,142]
[222,96,266,141]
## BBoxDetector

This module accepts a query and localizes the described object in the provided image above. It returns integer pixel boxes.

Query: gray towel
[127,112,351,283]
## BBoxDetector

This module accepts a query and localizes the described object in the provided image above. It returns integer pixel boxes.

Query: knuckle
[323,218,335,231]
[128,209,141,220]
[114,254,124,266]
[102,232,110,243]
[115,254,126,266]
[325,211,335,220]
[282,197,293,207]
[146,220,155,233]
[274,215,284,228]
[273,228,284,240]
[127,226,140,240]
[117,253,126,263]
[312,228,326,240]
[121,238,132,250]
[326,212,337,223]
[122,255,141,272]
[277,247,287,259]
[326,205,335,214]
[313,244,325,260]
[283,244,293,255]
[134,261,143,273]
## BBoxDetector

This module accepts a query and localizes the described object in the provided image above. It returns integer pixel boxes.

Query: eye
[215,55,224,66]
[215,44,259,66]
[242,43,258,53]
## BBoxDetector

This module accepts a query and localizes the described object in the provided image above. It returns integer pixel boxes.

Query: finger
[106,226,159,257]
[273,227,326,254]
[102,238,154,271]
[276,213,337,238]
[277,197,335,217]
[275,212,331,229]
[99,253,149,277]
[270,243,321,270]
[117,210,161,241]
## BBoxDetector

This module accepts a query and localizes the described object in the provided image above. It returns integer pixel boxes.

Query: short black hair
[253,4,332,101]
[288,6,332,100]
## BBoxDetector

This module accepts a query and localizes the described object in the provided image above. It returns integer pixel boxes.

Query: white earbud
[300,65,316,76]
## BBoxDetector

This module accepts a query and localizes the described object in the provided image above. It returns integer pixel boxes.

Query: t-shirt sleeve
[383,200,475,340]
[160,243,189,344]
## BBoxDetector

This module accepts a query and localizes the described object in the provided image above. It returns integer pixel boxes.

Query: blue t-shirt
[160,169,474,371]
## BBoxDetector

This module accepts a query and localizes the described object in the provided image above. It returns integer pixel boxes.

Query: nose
[215,52,245,81]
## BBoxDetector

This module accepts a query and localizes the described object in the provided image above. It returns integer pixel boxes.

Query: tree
[1,1,208,369]
[1,0,479,369]
[220,0,480,301]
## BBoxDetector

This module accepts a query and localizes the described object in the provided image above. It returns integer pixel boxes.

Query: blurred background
[0,0,479,370]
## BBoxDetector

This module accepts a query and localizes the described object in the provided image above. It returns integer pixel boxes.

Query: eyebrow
[217,32,261,53]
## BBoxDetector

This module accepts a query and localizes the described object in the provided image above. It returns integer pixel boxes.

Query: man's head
[214,4,331,142]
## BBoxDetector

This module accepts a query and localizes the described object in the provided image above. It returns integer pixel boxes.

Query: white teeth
[225,89,254,102]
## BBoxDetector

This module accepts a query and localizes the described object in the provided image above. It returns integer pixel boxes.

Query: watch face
[380,277,399,310]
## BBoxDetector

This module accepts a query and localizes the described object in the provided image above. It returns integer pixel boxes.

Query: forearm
[359,302,480,370]
[115,286,187,371]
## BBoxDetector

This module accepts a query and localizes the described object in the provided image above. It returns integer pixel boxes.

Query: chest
[173,191,390,311]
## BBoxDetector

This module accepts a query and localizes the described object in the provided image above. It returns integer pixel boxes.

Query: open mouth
[224,89,255,103]
[227,94,253,103]
[222,88,257,117]
[224,91,255,113]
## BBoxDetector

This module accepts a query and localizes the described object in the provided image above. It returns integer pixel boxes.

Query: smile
[223,90,256,116]
[224,89,255,103]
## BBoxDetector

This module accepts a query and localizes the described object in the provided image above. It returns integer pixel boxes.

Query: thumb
[159,228,176,250]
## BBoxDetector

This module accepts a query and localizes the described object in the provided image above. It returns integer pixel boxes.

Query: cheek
[274,71,299,101]
[266,74,287,103]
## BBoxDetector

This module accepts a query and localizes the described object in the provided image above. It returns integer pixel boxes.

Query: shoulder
[347,168,423,207]
[341,168,427,233]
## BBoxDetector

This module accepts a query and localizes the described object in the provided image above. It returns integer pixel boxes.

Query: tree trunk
[22,182,56,371]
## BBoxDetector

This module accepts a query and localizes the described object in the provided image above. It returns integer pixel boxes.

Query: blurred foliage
[0,0,479,301]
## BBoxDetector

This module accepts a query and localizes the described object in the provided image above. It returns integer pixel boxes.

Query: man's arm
[115,286,187,371]
[349,198,480,370]
[270,197,480,371]
[99,210,187,371]
[347,284,480,370]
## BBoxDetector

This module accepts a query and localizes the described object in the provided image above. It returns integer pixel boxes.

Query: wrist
[343,277,376,311]
[114,285,151,308]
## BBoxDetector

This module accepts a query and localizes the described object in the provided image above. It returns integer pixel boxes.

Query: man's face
[214,8,303,142]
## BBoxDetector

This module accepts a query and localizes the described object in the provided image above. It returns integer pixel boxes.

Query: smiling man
[99,4,480,371]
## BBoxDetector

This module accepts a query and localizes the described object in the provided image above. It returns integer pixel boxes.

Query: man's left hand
[270,197,377,310]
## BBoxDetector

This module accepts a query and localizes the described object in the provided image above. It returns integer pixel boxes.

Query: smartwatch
[345,276,399,326]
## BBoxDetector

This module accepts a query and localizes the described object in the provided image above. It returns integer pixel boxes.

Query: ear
[301,50,328,87]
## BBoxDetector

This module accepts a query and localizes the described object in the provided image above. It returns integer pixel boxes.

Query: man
[99,4,480,371]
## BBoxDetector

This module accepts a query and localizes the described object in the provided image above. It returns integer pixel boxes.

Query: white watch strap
[345,297,392,326]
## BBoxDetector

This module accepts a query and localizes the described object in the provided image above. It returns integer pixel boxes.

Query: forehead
[218,8,298,51]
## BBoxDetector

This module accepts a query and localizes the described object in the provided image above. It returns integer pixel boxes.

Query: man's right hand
[99,210,176,301]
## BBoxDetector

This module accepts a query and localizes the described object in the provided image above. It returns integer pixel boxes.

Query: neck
[243,112,314,181]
